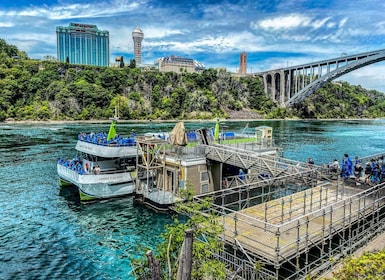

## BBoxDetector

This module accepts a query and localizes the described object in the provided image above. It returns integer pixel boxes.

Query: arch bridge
[256,49,385,107]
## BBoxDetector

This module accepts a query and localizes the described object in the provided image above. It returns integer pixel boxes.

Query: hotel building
[56,23,109,67]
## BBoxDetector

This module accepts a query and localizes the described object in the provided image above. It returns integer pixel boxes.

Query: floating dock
[194,154,385,280]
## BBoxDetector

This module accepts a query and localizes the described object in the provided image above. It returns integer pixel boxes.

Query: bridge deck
[220,183,384,263]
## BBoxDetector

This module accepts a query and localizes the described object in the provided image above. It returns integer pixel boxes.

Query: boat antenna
[242,122,249,133]
[111,102,120,121]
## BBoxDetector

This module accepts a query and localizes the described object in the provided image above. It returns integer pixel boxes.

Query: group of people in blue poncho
[78,132,136,146]
[340,154,355,178]
[339,153,385,184]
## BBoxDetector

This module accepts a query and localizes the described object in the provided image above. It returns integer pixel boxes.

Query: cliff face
[225,109,262,120]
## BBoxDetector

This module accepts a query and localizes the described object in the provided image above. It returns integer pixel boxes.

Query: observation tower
[132,26,144,64]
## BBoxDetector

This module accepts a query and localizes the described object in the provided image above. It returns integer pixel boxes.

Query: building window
[201,183,209,193]
[201,171,209,181]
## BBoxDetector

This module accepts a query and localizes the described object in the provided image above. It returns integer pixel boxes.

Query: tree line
[1,38,385,122]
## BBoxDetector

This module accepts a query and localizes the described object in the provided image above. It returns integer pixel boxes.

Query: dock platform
[220,182,385,263]
[195,177,385,279]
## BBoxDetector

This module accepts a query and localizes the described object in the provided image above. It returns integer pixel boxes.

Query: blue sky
[1,0,385,92]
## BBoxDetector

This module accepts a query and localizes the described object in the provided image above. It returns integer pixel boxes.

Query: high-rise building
[132,26,144,64]
[56,23,109,67]
[239,52,247,75]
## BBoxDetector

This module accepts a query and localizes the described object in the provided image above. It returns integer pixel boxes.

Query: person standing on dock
[307,157,315,165]
[238,169,245,181]
[341,154,353,178]
[370,158,380,183]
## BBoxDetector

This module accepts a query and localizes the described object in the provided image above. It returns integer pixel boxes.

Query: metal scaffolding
[194,169,385,279]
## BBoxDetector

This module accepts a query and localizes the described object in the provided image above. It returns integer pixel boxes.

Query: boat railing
[57,158,86,174]
[57,159,132,176]
[98,169,131,175]
[78,132,136,147]
[162,144,206,160]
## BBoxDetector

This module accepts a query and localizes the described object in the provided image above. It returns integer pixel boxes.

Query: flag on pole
[107,120,116,140]
[214,119,219,141]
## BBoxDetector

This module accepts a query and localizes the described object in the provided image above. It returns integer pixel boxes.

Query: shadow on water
[58,184,81,209]
[55,186,176,279]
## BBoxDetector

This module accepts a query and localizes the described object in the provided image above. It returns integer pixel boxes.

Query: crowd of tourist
[78,132,136,146]
[57,157,102,175]
[57,157,86,175]
[328,154,385,185]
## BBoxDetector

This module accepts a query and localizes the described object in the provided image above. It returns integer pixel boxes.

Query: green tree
[131,183,226,280]
[100,68,125,94]
[119,56,125,68]
[129,59,136,68]
[329,249,385,280]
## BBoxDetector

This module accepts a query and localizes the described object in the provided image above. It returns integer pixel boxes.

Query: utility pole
[177,229,194,280]
[146,250,160,280]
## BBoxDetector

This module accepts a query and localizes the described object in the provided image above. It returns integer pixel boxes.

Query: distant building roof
[132,26,143,34]
[155,55,205,72]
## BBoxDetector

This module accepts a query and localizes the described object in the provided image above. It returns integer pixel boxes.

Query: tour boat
[57,119,137,202]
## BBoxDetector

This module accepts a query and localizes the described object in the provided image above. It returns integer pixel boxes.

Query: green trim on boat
[59,178,74,187]
[79,190,97,201]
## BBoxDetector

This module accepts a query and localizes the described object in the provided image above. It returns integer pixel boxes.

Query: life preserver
[85,162,89,171]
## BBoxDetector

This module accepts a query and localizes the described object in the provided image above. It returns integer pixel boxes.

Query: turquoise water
[1,119,385,279]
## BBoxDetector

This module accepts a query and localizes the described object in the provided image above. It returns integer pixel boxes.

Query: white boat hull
[57,164,135,201]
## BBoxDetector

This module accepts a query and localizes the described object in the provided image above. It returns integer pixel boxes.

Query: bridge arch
[256,49,385,107]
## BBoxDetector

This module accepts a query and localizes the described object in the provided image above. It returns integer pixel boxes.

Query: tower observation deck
[132,26,144,64]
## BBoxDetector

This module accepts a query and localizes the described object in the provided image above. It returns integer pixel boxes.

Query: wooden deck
[220,183,384,263]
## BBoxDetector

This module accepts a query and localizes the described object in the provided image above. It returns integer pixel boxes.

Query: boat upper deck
[78,132,136,146]
[76,132,137,157]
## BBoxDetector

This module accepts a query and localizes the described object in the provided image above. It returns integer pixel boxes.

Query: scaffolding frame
[194,173,385,279]
[135,136,166,198]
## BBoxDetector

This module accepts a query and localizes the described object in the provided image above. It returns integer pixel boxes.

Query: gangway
[202,143,313,178]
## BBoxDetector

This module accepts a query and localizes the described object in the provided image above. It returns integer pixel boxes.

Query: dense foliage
[330,249,385,279]
[131,185,225,279]
[297,82,385,119]
[1,38,385,122]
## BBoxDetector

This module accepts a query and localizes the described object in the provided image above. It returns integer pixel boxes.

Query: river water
[1,119,385,279]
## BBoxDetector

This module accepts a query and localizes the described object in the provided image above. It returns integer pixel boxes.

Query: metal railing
[194,167,385,279]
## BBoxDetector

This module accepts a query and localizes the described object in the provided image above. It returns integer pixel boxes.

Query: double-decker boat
[57,119,137,202]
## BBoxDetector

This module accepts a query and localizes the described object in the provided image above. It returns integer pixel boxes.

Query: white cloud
[0,21,13,27]
[338,17,348,28]
[312,17,331,29]
[0,1,143,20]
[251,14,310,31]
[144,27,184,39]
[341,63,385,91]
[251,14,337,32]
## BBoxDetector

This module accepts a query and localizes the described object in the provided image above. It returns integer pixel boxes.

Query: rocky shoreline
[225,109,262,119]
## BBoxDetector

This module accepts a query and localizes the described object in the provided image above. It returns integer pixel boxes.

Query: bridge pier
[262,70,287,107]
